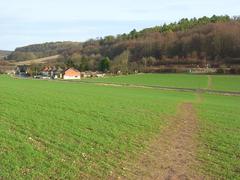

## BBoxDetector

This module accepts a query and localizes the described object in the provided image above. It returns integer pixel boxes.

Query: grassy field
[83,73,240,92]
[211,75,240,92]
[196,94,240,178]
[84,73,208,89]
[0,75,239,179]
[0,76,195,179]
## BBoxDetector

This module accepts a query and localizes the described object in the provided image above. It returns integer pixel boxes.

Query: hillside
[6,15,240,72]
[12,55,61,66]
[0,50,12,59]
[7,42,81,61]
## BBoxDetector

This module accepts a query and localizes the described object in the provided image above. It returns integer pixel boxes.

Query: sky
[0,0,239,50]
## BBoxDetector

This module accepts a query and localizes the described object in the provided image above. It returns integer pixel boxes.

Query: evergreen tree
[99,57,110,72]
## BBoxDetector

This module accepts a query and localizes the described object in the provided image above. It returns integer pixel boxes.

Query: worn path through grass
[123,102,206,180]
[207,75,212,90]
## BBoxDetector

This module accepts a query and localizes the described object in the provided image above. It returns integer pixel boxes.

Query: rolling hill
[5,15,240,72]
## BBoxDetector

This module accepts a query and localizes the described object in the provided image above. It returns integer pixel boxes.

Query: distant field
[0,75,239,179]
[84,73,240,92]
[211,75,240,92]
[84,74,208,89]
[12,55,60,66]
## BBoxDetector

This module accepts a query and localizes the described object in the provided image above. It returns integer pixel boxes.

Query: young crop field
[0,76,195,179]
[83,73,240,92]
[196,94,240,178]
[0,75,239,179]
[210,75,240,92]
[84,73,208,89]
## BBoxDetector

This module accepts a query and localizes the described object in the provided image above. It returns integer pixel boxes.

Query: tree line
[6,15,240,73]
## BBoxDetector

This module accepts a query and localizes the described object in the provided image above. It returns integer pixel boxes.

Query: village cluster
[15,65,106,80]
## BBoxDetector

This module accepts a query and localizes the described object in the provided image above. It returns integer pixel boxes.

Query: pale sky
[0,0,239,50]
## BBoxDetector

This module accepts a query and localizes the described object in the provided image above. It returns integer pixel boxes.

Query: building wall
[63,75,81,80]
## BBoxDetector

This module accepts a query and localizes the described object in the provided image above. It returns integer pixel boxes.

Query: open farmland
[84,74,208,89]
[0,75,239,179]
[210,75,240,92]
[83,73,240,92]
[0,76,194,179]
[197,94,240,178]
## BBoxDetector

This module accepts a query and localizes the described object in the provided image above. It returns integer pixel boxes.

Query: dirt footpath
[125,103,205,180]
[207,75,212,90]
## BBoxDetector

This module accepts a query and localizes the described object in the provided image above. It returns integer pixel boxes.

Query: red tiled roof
[64,68,80,76]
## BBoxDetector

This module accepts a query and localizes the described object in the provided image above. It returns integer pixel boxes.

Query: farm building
[54,67,63,79]
[15,65,30,77]
[41,66,51,77]
[63,68,81,80]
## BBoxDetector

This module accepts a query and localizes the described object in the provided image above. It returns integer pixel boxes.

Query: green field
[83,73,240,92]
[0,76,194,179]
[85,73,208,89]
[0,75,239,179]
[197,94,240,178]
[211,75,240,92]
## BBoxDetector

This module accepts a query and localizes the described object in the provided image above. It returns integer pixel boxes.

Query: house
[54,67,63,79]
[15,65,29,77]
[41,66,51,77]
[63,68,81,79]
[35,66,52,79]
[33,66,64,79]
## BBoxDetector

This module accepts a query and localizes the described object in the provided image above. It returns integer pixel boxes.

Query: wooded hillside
[6,15,240,72]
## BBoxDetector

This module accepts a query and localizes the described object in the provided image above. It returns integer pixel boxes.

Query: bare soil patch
[118,103,206,180]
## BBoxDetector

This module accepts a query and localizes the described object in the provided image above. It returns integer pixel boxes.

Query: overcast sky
[0,0,239,50]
